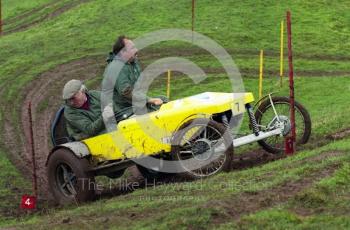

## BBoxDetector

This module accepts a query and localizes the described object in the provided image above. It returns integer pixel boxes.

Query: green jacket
[64,90,105,141]
[103,56,144,113]
[103,56,168,117]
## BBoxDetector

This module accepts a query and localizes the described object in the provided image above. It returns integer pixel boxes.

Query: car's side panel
[45,142,90,165]
[82,92,254,162]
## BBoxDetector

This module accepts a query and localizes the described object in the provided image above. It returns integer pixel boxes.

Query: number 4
[25,198,32,206]
[21,195,36,209]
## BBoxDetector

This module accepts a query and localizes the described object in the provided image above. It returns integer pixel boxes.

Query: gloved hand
[102,103,114,121]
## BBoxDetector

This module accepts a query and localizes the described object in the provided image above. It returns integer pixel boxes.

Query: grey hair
[80,84,88,92]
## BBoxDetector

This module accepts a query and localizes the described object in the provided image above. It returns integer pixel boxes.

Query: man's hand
[102,103,114,121]
[148,98,163,105]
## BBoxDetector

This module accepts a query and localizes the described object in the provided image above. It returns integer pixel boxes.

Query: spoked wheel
[171,118,233,179]
[254,96,311,154]
[47,148,95,205]
[56,163,78,197]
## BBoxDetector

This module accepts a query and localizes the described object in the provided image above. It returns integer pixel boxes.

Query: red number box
[20,195,36,210]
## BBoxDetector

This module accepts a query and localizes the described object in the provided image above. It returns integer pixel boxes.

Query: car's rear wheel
[47,148,95,205]
[171,118,233,179]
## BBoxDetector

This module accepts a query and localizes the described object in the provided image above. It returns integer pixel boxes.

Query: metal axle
[233,128,283,147]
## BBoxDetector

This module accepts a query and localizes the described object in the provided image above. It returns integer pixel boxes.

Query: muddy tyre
[171,118,233,179]
[47,148,95,205]
[254,96,311,154]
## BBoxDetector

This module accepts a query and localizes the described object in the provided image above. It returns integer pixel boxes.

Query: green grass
[174,54,350,74]
[1,0,350,92]
[0,150,31,224]
[2,0,53,20]
[3,0,81,33]
[149,74,350,139]
[0,0,349,132]
[225,162,350,229]
[0,0,350,228]
[3,138,350,229]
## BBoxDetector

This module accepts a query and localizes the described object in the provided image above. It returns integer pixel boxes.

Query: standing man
[103,35,166,118]
[63,79,114,140]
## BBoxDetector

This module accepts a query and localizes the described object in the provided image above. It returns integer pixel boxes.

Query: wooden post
[167,70,171,99]
[28,102,38,197]
[286,11,296,155]
[280,20,284,87]
[259,50,264,101]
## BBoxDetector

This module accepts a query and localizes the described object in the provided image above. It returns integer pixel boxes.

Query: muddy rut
[1,56,105,200]
[1,50,350,203]
[207,150,346,225]
[2,0,91,35]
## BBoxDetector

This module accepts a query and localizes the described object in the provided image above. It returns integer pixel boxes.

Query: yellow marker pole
[280,20,284,87]
[167,69,171,99]
[259,50,263,101]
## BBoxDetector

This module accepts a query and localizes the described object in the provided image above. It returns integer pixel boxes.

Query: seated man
[62,79,113,140]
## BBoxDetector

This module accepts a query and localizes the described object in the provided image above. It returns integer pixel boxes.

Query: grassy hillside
[2,138,350,229]
[0,0,349,228]
[0,150,31,223]
[2,0,89,34]
[2,0,53,20]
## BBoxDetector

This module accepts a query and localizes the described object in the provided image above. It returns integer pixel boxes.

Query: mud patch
[327,128,350,141]
[141,47,350,77]
[1,55,105,203]
[232,149,284,171]
[208,150,345,224]
[210,164,339,225]
[3,1,59,25]
[1,49,350,218]
[142,46,350,62]
[301,151,345,163]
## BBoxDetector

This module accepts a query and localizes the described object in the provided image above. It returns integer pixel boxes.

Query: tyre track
[3,0,60,25]
[1,56,105,200]
[208,150,345,225]
[1,50,350,203]
[3,0,91,35]
[143,47,350,62]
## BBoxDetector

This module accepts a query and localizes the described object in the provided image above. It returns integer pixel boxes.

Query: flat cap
[62,79,83,100]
